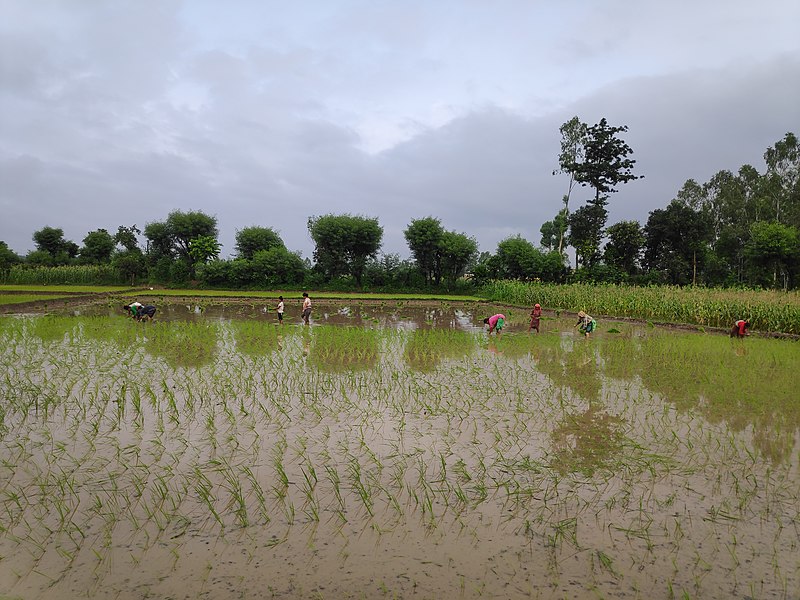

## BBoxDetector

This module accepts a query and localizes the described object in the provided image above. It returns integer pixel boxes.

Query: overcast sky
[1,1,799,260]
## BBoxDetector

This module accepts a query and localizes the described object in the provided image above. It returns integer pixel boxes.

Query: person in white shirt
[277,296,284,325]
[301,292,311,325]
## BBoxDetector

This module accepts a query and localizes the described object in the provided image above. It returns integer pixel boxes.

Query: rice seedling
[0,307,797,599]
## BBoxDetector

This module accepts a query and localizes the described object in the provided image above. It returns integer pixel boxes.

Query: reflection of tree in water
[549,402,626,477]
[535,339,602,403]
[308,326,380,372]
[144,321,219,368]
[404,329,476,372]
[230,320,283,357]
[79,316,142,350]
[602,332,800,465]
[30,315,76,344]
[535,338,626,475]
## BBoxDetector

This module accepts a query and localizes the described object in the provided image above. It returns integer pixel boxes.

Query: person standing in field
[576,311,596,337]
[483,313,506,337]
[301,292,312,325]
[529,303,542,333]
[730,319,750,338]
[277,296,284,325]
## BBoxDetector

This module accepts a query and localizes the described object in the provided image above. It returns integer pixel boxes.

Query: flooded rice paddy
[0,301,798,599]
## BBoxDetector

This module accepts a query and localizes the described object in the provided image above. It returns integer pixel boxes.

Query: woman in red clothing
[730,319,750,338]
[528,303,542,333]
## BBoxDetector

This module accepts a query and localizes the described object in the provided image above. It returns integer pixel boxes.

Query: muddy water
[0,305,798,599]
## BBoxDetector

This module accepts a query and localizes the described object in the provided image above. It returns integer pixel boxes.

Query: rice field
[482,281,800,334]
[0,304,798,599]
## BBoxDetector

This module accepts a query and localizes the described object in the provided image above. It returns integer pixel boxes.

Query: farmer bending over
[576,311,596,337]
[484,314,506,337]
[730,319,750,338]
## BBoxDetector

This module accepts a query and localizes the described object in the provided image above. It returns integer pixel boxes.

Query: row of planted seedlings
[0,314,798,598]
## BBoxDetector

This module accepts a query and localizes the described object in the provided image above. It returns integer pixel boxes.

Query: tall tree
[438,231,478,285]
[115,225,141,252]
[644,201,712,285]
[235,226,285,260]
[603,221,644,276]
[165,210,218,262]
[79,229,116,264]
[552,116,588,254]
[32,226,78,263]
[0,241,21,279]
[568,203,608,269]
[763,132,799,226]
[540,208,569,253]
[744,221,799,290]
[567,118,643,206]
[308,214,383,286]
[404,217,444,285]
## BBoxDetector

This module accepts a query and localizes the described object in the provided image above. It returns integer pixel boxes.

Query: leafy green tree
[251,247,306,286]
[79,229,116,264]
[644,201,712,285]
[235,226,285,260]
[603,220,644,276]
[115,225,141,251]
[404,217,444,285]
[143,221,174,260]
[0,241,21,280]
[763,132,799,226]
[165,211,218,261]
[32,226,78,264]
[568,202,608,269]
[566,118,643,206]
[744,221,799,289]
[25,250,55,266]
[308,214,383,286]
[112,249,146,286]
[492,236,541,279]
[188,235,222,265]
[438,231,477,285]
[540,208,569,253]
[553,116,588,253]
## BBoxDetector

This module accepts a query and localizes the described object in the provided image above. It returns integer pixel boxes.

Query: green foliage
[188,235,222,264]
[604,220,644,275]
[79,229,115,264]
[32,226,78,261]
[235,226,285,259]
[0,241,21,278]
[405,217,444,284]
[308,214,383,286]
[644,200,712,285]
[481,280,800,334]
[568,202,607,268]
[565,117,642,204]
[2,264,124,285]
[744,221,799,289]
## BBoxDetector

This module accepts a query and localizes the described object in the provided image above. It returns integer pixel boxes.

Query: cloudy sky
[1,1,799,260]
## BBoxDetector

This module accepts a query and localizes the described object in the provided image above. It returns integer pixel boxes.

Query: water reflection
[143,321,219,368]
[403,329,477,372]
[307,326,380,372]
[230,320,283,357]
[549,403,626,476]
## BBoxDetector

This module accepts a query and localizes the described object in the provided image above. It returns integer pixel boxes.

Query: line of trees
[1,126,797,290]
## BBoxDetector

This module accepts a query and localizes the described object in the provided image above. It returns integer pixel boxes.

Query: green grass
[0,284,138,293]
[0,294,76,305]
